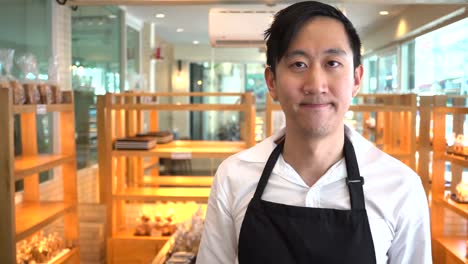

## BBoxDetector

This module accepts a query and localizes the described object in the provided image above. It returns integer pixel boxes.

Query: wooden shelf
[349,104,415,112]
[13,104,73,114]
[444,153,468,167]
[434,237,466,264]
[114,228,171,241]
[109,229,170,264]
[14,154,75,180]
[16,202,75,241]
[114,187,210,202]
[50,247,80,264]
[113,140,247,158]
[111,103,247,111]
[382,149,412,160]
[434,106,468,115]
[436,197,468,219]
[141,176,213,187]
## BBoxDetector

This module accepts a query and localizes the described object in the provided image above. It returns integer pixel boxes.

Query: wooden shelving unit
[0,87,79,263]
[349,94,417,170]
[265,93,417,170]
[97,92,256,263]
[418,96,468,195]
[432,106,468,264]
[265,94,282,137]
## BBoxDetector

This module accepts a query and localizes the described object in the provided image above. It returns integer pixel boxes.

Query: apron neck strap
[253,140,284,200]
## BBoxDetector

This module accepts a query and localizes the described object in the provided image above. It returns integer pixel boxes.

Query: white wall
[174,44,266,63]
[52,2,72,91]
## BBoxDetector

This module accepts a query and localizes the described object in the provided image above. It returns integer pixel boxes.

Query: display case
[431,105,468,264]
[0,87,79,263]
[97,92,256,263]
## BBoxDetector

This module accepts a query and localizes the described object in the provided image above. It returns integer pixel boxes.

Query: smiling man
[196,2,432,264]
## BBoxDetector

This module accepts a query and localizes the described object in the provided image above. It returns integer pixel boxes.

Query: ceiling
[123,0,467,45]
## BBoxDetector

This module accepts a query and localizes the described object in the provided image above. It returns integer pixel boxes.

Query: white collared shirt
[197,125,432,264]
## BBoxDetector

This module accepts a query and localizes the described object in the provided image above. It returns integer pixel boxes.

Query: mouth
[299,102,333,109]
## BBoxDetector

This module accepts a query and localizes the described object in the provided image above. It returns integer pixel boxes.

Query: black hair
[265,1,362,73]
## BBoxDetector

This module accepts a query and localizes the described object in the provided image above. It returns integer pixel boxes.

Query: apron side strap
[344,135,366,210]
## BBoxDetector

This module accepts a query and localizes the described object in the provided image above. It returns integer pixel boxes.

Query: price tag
[171,152,192,160]
[36,104,46,115]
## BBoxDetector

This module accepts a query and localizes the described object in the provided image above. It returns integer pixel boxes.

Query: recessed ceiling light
[155,13,165,18]
[193,40,199,45]
[176,28,184,32]
[108,14,117,19]
[379,10,389,16]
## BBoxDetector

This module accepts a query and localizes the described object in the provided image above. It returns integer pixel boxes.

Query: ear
[265,67,278,101]
[352,65,363,97]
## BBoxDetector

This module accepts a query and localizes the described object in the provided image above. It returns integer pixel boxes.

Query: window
[0,0,54,190]
[412,18,468,95]
[362,48,399,94]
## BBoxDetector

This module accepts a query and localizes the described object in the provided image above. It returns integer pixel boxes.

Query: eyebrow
[285,48,348,59]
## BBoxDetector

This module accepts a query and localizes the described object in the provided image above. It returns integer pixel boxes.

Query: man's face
[265,16,363,138]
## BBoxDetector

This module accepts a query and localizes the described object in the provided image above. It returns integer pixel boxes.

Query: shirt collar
[237,127,286,162]
[238,124,371,164]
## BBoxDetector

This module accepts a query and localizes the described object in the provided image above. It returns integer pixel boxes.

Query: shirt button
[305,188,319,207]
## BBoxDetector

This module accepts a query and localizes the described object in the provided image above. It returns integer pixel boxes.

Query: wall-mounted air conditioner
[208,8,276,48]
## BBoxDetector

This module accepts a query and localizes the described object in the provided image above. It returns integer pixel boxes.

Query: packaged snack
[23,83,40,104]
[134,214,152,236]
[38,83,53,104]
[61,90,72,104]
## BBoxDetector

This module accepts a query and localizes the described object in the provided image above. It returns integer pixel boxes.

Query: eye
[326,60,342,68]
[289,61,308,69]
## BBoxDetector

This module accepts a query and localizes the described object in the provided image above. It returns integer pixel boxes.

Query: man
[196,1,431,263]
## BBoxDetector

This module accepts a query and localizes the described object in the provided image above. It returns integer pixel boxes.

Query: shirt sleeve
[387,176,432,264]
[196,168,237,264]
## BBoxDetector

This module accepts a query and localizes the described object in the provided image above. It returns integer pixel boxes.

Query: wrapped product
[0,49,25,104]
[48,56,62,103]
[61,90,72,104]
[23,83,40,104]
[16,53,40,104]
[50,84,62,104]
[10,80,26,104]
[38,83,53,104]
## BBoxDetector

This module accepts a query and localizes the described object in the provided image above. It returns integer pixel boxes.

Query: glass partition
[72,6,122,169]
[126,25,140,88]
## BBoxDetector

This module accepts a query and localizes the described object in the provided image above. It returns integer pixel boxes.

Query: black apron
[238,135,376,264]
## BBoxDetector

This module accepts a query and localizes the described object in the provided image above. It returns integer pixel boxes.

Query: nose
[303,64,327,95]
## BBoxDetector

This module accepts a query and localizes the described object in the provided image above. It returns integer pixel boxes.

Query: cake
[447,134,468,157]
[455,180,468,202]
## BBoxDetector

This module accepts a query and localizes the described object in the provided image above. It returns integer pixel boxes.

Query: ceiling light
[379,11,389,16]
[193,40,199,45]
[155,13,165,18]
[176,28,184,32]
